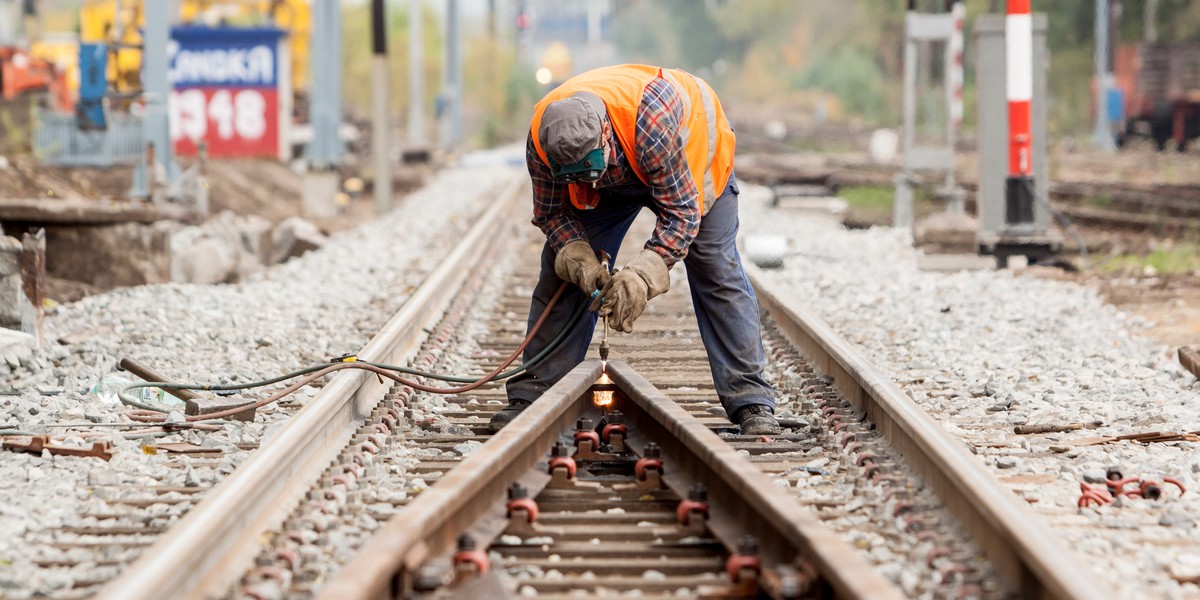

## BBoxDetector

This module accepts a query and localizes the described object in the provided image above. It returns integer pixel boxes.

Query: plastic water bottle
[90,374,179,408]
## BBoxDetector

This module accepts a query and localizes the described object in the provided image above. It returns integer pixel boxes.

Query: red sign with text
[171,87,279,157]
[169,27,288,159]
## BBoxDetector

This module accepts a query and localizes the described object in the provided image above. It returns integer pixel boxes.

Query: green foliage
[464,35,541,147]
[837,186,895,215]
[795,48,892,123]
[1095,242,1200,274]
[1142,0,1200,43]
[341,3,443,119]
[611,0,904,125]
[0,101,31,155]
[339,3,536,148]
[610,2,687,71]
[1086,193,1113,208]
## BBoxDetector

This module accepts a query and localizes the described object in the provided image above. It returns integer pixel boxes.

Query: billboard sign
[169,27,290,159]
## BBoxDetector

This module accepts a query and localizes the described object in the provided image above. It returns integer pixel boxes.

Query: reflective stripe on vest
[661,69,721,205]
[529,64,735,215]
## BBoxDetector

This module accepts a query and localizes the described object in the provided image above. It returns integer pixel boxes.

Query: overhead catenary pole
[1145,0,1158,43]
[487,0,496,38]
[1092,0,1116,151]
[441,0,462,151]
[303,0,343,219]
[1005,0,1036,225]
[371,0,391,213]
[586,1,602,67]
[308,0,343,168]
[141,0,178,197]
[408,0,426,148]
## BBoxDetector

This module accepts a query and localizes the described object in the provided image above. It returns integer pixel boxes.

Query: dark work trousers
[504,173,777,418]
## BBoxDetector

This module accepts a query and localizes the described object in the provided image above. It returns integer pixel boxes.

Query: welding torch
[595,251,611,371]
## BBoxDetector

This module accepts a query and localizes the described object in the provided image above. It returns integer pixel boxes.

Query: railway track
[79,178,1110,599]
[740,155,1200,235]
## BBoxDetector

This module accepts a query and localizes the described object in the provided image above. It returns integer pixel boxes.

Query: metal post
[488,0,497,38]
[21,0,39,43]
[1145,0,1158,43]
[441,0,462,151]
[141,0,178,195]
[945,1,966,213]
[0,1,15,45]
[372,0,392,214]
[947,2,965,149]
[408,0,426,148]
[1092,0,1116,151]
[895,17,917,230]
[1005,0,1036,225]
[304,0,342,219]
[587,1,603,67]
[308,0,343,168]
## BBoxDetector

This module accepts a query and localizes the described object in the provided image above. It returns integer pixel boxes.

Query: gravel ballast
[741,185,1200,598]
[0,165,522,598]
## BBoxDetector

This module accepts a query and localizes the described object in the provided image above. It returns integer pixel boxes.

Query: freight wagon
[1115,43,1200,151]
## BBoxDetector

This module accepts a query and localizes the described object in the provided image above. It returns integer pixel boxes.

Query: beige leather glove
[596,249,670,333]
[554,240,611,296]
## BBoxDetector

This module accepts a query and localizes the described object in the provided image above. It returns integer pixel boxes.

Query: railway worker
[490,64,781,436]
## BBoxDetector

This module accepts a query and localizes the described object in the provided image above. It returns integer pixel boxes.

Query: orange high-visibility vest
[529,64,736,214]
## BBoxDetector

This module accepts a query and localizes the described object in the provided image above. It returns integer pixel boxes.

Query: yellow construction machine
[79,0,311,96]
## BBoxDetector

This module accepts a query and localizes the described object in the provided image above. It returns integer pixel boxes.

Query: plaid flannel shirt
[527,77,699,267]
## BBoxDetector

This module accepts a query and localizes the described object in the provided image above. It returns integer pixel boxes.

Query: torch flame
[592,373,615,407]
[592,389,614,407]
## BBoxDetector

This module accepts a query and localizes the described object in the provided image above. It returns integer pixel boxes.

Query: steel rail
[96,175,526,600]
[606,361,905,600]
[317,360,604,600]
[320,359,904,599]
[747,265,1105,600]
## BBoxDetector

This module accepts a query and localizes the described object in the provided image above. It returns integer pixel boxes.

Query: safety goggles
[550,147,607,183]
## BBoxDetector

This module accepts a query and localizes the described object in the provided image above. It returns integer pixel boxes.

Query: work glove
[594,249,670,333]
[554,240,611,297]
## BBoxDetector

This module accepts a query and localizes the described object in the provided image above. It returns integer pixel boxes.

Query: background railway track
[738,154,1200,235]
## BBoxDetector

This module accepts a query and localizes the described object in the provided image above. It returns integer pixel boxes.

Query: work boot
[734,405,781,436]
[488,399,532,432]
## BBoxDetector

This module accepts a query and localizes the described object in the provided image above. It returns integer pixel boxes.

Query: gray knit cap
[538,92,607,167]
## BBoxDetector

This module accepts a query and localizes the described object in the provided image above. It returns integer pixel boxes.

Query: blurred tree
[611,1,907,125]
[1145,0,1200,42]
[342,3,442,121]
[610,1,693,71]
[795,47,891,121]
[464,31,541,147]
[341,3,536,148]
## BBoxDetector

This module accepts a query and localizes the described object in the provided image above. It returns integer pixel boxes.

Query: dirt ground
[1089,274,1200,350]
[0,152,432,232]
[1,148,431,303]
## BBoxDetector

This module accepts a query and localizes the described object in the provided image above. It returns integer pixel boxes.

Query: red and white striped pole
[949,1,965,132]
[1005,0,1036,224]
